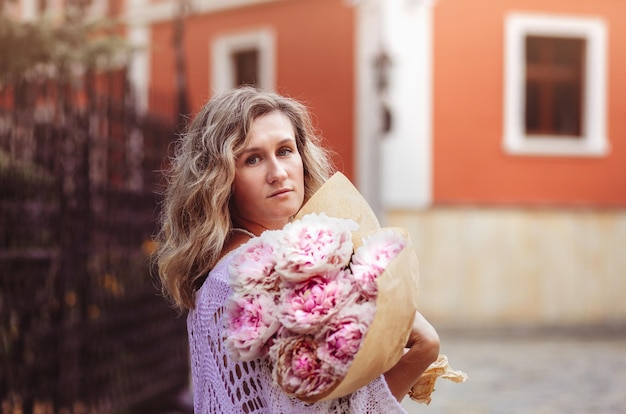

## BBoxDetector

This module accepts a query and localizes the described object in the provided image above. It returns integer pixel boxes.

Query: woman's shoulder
[202,231,250,284]
[191,248,237,316]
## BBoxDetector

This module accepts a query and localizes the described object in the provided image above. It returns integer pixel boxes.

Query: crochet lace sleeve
[187,253,408,414]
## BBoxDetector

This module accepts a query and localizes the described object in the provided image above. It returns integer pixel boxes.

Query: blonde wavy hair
[155,86,334,311]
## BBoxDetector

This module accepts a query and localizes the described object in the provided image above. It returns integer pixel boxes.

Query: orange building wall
[148,0,355,179]
[433,0,626,206]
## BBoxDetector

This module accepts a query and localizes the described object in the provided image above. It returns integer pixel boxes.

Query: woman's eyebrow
[240,138,296,155]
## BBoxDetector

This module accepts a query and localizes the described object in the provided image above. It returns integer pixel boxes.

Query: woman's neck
[231,227,256,238]
[231,218,286,238]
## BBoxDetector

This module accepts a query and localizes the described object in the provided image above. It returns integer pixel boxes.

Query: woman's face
[231,110,305,234]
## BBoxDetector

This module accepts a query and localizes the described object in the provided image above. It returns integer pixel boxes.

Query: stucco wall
[433,0,626,206]
[146,0,356,178]
[386,208,626,329]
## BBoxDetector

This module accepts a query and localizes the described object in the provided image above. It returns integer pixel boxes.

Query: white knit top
[187,251,408,414]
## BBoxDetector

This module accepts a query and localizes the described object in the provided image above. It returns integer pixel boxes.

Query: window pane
[525,82,541,131]
[231,49,259,87]
[553,82,582,135]
[524,36,585,137]
[526,36,542,63]
[553,38,585,66]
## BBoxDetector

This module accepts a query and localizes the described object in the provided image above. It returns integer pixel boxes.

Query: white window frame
[211,28,275,93]
[503,13,609,157]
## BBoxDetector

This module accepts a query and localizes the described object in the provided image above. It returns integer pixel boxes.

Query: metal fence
[0,74,190,413]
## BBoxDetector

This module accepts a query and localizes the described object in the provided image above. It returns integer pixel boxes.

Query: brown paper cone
[292,173,421,403]
[296,172,380,233]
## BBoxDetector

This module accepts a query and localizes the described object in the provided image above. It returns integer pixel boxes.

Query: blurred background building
[2,0,625,412]
[119,0,625,328]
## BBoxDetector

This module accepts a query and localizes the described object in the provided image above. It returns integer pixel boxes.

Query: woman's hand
[383,311,440,402]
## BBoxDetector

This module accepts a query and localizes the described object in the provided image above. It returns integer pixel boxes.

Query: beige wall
[386,208,626,329]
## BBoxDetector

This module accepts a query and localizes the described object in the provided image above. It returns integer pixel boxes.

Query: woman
[156,86,439,413]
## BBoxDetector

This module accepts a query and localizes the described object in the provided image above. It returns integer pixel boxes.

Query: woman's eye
[277,147,293,157]
[245,155,261,165]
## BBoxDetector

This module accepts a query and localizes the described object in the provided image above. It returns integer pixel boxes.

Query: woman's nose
[267,157,288,183]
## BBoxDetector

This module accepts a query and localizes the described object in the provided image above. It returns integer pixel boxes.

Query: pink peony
[277,269,358,334]
[350,230,406,299]
[223,290,280,361]
[316,302,377,376]
[275,213,358,283]
[271,335,337,399]
[229,231,280,292]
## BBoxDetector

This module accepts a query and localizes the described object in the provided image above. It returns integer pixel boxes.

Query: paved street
[401,326,626,414]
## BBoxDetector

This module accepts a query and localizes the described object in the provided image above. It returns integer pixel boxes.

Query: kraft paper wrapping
[294,172,420,403]
[408,354,468,405]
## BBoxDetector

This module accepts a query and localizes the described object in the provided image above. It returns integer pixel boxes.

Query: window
[503,13,608,156]
[525,36,585,137]
[232,48,259,86]
[36,0,48,15]
[211,29,275,92]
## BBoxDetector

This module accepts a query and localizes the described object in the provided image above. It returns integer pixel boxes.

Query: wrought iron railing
[0,80,190,413]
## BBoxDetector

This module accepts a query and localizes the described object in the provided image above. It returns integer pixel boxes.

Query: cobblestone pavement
[401,327,626,414]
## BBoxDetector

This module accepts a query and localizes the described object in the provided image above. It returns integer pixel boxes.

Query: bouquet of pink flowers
[224,173,467,403]
[223,172,424,402]
[224,211,408,400]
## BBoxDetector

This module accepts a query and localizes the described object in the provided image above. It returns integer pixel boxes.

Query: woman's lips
[269,188,291,198]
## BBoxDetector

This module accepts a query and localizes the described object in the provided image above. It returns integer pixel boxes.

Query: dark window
[232,48,259,87]
[524,36,586,137]
[37,0,48,14]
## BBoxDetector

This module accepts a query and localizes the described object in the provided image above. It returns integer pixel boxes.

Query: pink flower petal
[275,213,357,283]
[224,291,280,361]
[278,269,358,334]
